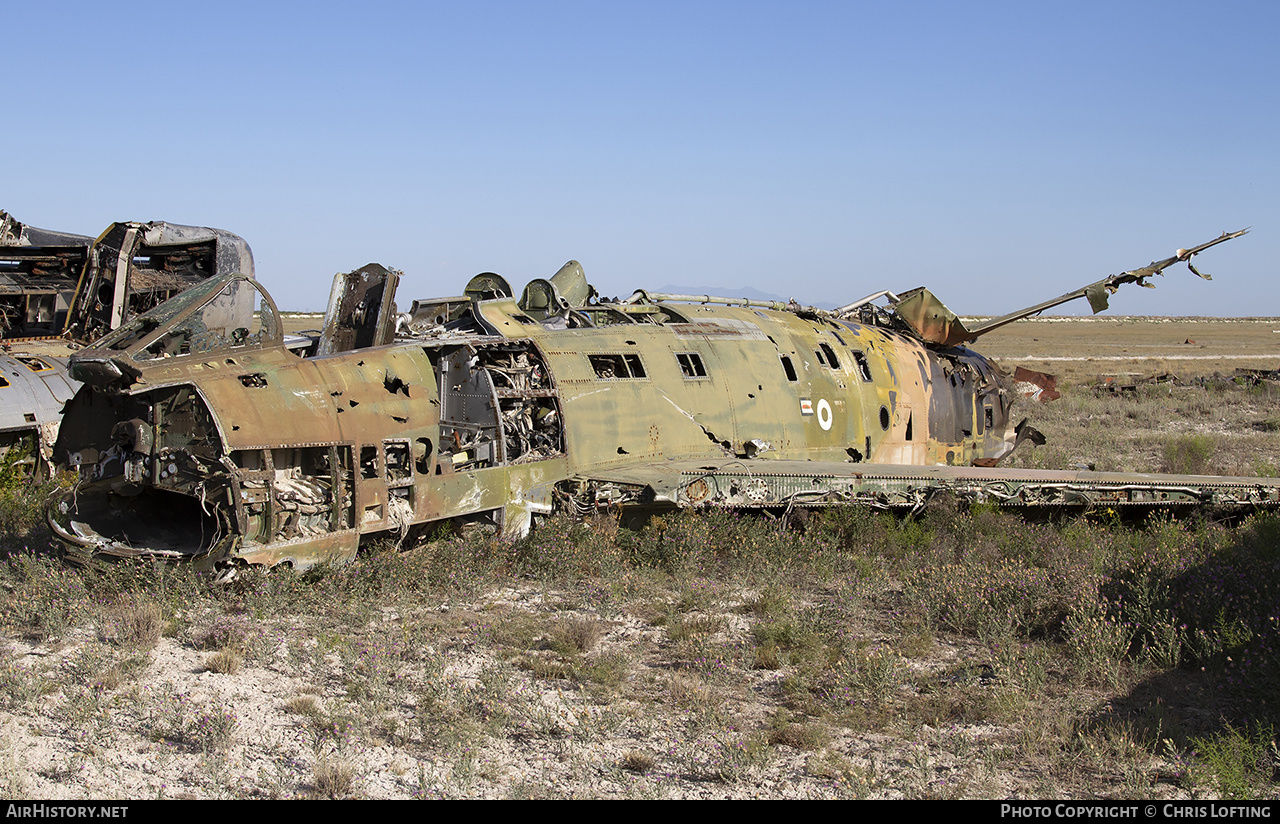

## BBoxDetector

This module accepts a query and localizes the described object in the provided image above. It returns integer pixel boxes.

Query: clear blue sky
[8,1,1277,316]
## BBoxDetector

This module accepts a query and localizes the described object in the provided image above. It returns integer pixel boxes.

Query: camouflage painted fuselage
[472,296,1013,470]
[50,251,1280,571]
[48,272,1019,570]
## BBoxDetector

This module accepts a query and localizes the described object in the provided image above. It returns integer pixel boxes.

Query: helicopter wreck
[0,211,255,473]
[48,229,1278,572]
[0,211,94,341]
[1,211,254,345]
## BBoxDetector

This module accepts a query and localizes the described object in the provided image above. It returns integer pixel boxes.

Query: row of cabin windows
[780,346,873,383]
[360,441,415,483]
[586,345,876,387]
[232,442,420,480]
[589,352,707,381]
[588,353,647,379]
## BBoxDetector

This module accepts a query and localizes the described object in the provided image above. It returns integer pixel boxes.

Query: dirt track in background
[967,316,1280,384]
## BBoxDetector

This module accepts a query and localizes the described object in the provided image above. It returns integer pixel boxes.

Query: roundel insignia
[816,399,833,431]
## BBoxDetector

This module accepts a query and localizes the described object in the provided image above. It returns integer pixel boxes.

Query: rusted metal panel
[577,459,1280,512]
[891,287,973,348]
[63,220,254,343]
[317,263,401,355]
[0,354,80,473]
[1012,366,1061,402]
[0,211,93,340]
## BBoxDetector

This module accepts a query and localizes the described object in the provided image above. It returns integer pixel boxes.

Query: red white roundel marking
[800,398,833,431]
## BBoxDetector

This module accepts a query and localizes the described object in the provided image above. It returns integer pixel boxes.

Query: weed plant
[1163,435,1216,475]
[146,689,238,753]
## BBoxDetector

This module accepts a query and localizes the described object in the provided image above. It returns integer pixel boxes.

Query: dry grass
[973,316,1280,386]
[621,749,656,773]
[3,503,1277,797]
[767,716,831,751]
[96,599,165,650]
[203,648,242,675]
[193,614,251,651]
[0,317,1277,799]
[313,756,357,798]
[553,618,604,654]
[284,694,322,716]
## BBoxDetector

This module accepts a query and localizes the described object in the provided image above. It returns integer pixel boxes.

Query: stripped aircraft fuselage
[50,233,1274,571]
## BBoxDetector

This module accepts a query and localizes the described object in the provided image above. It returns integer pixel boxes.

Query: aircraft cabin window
[589,353,646,379]
[360,446,379,479]
[385,441,412,484]
[852,351,872,381]
[676,353,707,379]
[819,343,840,369]
[779,355,798,382]
[624,354,646,378]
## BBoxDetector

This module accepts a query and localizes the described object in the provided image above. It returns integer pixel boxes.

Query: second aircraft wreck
[0,211,254,474]
[49,229,1276,572]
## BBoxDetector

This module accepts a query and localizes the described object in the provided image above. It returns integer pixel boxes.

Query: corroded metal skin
[49,232,1269,571]
[0,355,79,474]
[64,219,254,343]
[0,211,257,475]
[0,211,93,341]
[0,211,255,344]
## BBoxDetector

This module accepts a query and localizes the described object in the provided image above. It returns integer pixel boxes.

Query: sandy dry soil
[1,316,1274,800]
[0,578,1196,801]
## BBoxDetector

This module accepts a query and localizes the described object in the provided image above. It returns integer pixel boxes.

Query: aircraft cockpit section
[68,273,279,390]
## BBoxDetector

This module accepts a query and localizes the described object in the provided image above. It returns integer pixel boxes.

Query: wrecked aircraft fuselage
[63,219,255,344]
[0,355,79,475]
[0,212,93,340]
[1,211,256,345]
[0,211,257,478]
[50,231,1276,571]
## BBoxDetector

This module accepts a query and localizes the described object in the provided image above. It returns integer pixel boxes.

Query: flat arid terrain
[1,316,1277,800]
[974,315,1280,384]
